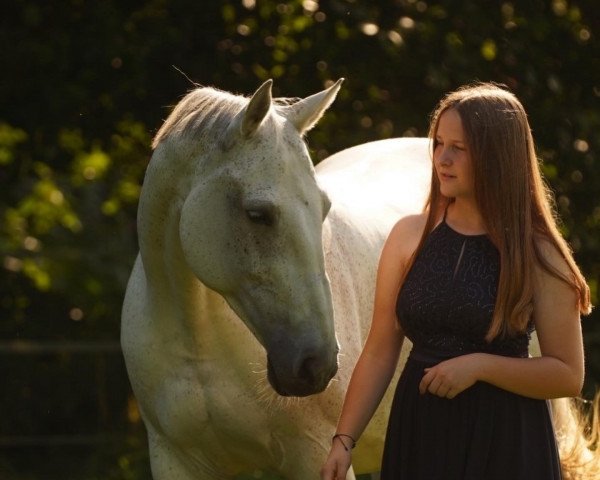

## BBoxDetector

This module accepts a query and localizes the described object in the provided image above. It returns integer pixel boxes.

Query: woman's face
[433,108,474,200]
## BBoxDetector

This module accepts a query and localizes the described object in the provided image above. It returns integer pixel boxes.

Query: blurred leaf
[0,123,27,165]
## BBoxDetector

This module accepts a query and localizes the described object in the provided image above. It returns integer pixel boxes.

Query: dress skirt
[380,351,562,480]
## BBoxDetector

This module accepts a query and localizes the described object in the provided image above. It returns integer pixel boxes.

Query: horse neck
[137,174,258,367]
[137,141,214,347]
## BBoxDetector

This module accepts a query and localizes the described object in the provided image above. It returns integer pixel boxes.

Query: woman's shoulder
[390,212,428,236]
[534,235,572,277]
[385,212,428,259]
[532,235,578,302]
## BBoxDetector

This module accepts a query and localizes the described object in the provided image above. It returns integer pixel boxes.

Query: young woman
[320,83,591,479]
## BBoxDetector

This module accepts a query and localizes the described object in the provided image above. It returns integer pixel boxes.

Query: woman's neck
[446,199,486,235]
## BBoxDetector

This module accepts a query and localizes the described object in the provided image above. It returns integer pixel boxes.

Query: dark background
[1,1,598,478]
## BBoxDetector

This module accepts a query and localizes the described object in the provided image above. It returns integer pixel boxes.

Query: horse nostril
[297,356,319,384]
[296,354,337,386]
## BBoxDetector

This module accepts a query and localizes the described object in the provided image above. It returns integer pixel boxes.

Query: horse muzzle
[266,345,339,397]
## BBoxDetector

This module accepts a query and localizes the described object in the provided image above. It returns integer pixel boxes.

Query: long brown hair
[414,82,591,340]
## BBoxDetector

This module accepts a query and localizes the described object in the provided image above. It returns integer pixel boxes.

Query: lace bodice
[396,220,531,357]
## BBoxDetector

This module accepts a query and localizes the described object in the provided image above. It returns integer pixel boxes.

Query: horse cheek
[179,186,238,292]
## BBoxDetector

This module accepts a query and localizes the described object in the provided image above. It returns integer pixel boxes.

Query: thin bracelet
[332,433,357,451]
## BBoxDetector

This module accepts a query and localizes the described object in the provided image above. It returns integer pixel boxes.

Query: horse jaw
[284,78,344,134]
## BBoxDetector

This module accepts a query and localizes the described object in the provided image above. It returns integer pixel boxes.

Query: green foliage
[1,0,599,478]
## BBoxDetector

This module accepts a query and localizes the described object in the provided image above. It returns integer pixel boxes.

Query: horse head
[148,79,343,396]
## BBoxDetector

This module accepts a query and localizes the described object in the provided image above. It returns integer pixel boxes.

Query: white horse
[121,80,598,479]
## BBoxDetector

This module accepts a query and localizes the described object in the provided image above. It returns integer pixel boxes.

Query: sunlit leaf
[0,123,27,165]
[102,198,121,216]
[58,128,85,154]
[22,258,51,291]
[72,148,112,184]
[480,39,497,61]
[222,4,236,22]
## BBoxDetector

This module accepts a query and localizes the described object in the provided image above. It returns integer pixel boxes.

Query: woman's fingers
[419,366,451,397]
[419,360,474,398]
[320,454,350,480]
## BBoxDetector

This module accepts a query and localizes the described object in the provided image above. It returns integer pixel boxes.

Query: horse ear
[284,78,344,134]
[221,79,273,151]
[241,79,273,136]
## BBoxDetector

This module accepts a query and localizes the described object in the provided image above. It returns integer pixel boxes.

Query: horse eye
[246,208,275,226]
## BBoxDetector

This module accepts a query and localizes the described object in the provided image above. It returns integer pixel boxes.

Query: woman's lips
[440,173,455,181]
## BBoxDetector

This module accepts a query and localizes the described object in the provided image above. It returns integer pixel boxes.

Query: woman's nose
[437,148,452,166]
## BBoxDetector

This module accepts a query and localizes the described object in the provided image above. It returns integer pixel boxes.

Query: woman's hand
[320,439,352,480]
[418,353,482,399]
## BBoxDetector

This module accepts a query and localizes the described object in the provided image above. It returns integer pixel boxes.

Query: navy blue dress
[380,218,561,479]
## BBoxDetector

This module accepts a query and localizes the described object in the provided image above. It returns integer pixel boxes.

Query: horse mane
[152,85,298,150]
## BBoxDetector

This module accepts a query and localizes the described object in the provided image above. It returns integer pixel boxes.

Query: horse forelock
[152,87,302,152]
[152,87,248,149]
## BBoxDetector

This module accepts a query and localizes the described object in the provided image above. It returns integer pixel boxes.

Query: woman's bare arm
[320,214,424,480]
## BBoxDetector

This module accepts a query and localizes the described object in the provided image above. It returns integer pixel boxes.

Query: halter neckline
[442,204,488,238]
